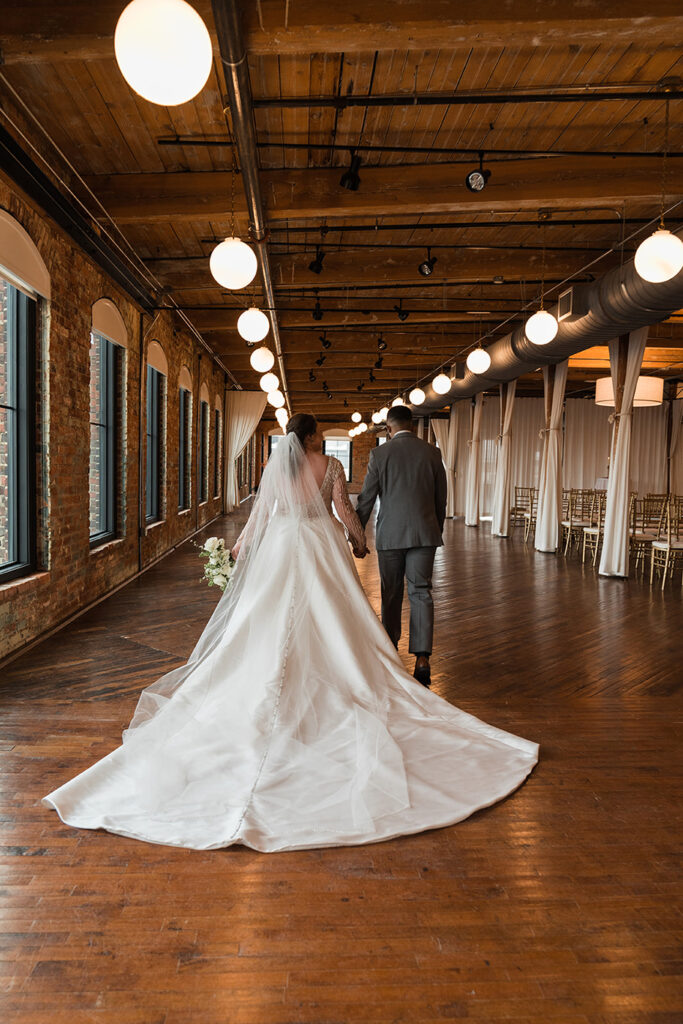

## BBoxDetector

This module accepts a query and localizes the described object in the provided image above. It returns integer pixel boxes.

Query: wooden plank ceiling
[1,1,682,422]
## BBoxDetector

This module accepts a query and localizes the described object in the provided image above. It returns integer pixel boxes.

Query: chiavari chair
[650,498,683,588]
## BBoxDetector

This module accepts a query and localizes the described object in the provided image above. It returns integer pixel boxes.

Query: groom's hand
[353,545,368,559]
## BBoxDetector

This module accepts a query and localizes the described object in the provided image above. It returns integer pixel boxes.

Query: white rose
[204,537,219,553]
[213,574,227,589]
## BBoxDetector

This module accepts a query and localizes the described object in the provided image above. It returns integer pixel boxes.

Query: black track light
[465,150,491,192]
[320,331,332,349]
[326,391,333,400]
[418,247,437,277]
[369,370,376,383]
[377,334,388,351]
[308,370,317,383]
[339,149,362,191]
[322,380,329,391]
[308,246,325,275]
[394,300,409,322]
[357,382,365,392]
[343,398,348,407]
[374,355,383,369]
[315,352,326,366]
[312,297,323,321]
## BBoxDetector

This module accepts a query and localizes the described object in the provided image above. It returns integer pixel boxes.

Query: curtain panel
[491,381,517,537]
[224,391,268,512]
[535,361,568,553]
[464,394,484,526]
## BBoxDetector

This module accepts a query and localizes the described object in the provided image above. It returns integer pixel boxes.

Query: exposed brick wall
[0,183,227,662]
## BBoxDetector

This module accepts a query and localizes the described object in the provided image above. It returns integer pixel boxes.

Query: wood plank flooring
[1,514,681,1023]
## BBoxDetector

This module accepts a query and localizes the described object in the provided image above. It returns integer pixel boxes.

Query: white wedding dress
[43,435,538,852]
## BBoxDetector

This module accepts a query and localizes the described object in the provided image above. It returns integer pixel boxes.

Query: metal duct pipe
[416,226,683,412]
[210,0,291,414]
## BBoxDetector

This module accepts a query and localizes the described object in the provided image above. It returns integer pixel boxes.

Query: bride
[43,413,538,852]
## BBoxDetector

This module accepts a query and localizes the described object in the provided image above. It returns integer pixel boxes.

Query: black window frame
[0,281,37,583]
[213,407,220,498]
[199,399,209,504]
[145,365,163,523]
[89,332,118,548]
[178,385,191,510]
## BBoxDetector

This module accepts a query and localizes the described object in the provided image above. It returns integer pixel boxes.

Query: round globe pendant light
[209,237,258,290]
[409,387,426,406]
[351,411,362,423]
[379,406,389,421]
[267,390,285,408]
[114,0,213,107]
[275,406,288,428]
[259,372,279,393]
[392,396,405,407]
[371,411,382,424]
[432,372,452,395]
[348,428,356,438]
[249,346,275,373]
[358,422,368,433]
[466,347,491,374]
[634,228,683,283]
[525,308,558,345]
[237,307,270,343]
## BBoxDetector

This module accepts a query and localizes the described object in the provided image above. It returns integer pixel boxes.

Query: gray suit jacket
[356,432,447,550]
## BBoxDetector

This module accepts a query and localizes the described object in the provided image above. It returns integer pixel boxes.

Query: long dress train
[43,438,538,852]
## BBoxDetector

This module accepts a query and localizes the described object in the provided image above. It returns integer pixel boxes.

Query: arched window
[146,341,167,523]
[323,429,352,481]
[198,382,210,504]
[178,365,193,510]
[89,299,127,546]
[0,212,49,582]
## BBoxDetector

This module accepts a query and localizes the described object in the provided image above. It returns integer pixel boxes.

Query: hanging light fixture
[635,97,683,283]
[409,387,426,405]
[250,346,275,373]
[259,372,279,393]
[267,390,285,408]
[237,306,270,343]
[377,334,388,352]
[210,236,258,291]
[524,214,558,345]
[466,347,491,374]
[379,406,389,421]
[312,291,323,321]
[432,372,452,395]
[114,0,212,107]
[371,411,383,424]
[465,151,491,193]
[392,396,405,407]
[340,149,362,191]
[319,331,332,350]
[418,248,437,277]
[308,247,325,275]
[394,299,409,322]
[595,376,664,408]
[351,411,362,423]
[275,406,289,430]
[348,428,356,437]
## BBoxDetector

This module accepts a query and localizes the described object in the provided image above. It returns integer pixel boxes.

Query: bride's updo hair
[286,413,318,448]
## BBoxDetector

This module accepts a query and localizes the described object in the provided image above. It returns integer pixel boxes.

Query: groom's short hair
[386,406,413,429]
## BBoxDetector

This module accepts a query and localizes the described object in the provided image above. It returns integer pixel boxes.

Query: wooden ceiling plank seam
[48,60,127,176]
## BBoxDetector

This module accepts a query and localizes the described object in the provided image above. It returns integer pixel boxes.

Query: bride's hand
[230,543,240,561]
[353,544,368,559]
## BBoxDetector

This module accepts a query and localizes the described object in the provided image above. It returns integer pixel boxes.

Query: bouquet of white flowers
[195,536,236,592]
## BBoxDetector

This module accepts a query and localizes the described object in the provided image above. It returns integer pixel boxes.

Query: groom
[356,406,447,687]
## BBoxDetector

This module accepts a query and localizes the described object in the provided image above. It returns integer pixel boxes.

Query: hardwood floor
[1,514,681,1023]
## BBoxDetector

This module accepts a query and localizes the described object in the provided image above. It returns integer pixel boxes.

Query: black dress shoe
[413,658,431,687]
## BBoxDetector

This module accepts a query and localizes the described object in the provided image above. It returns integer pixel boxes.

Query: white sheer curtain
[599,328,648,577]
[564,400,611,488]
[670,400,683,495]
[491,381,517,537]
[478,399,499,516]
[464,394,484,526]
[431,403,459,517]
[535,361,568,553]
[629,405,668,495]
[224,391,268,512]
[510,398,545,491]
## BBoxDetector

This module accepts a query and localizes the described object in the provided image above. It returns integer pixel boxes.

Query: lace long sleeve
[331,463,367,552]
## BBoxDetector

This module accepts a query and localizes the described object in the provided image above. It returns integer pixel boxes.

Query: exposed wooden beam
[87,157,678,224]
[147,247,592,290]
[1,2,681,62]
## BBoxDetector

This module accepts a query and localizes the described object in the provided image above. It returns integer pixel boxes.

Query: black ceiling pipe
[414,226,683,412]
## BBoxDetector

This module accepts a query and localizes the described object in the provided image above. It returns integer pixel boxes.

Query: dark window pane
[146,366,162,522]
[199,400,209,503]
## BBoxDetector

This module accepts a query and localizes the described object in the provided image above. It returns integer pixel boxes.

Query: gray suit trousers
[377,546,436,655]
